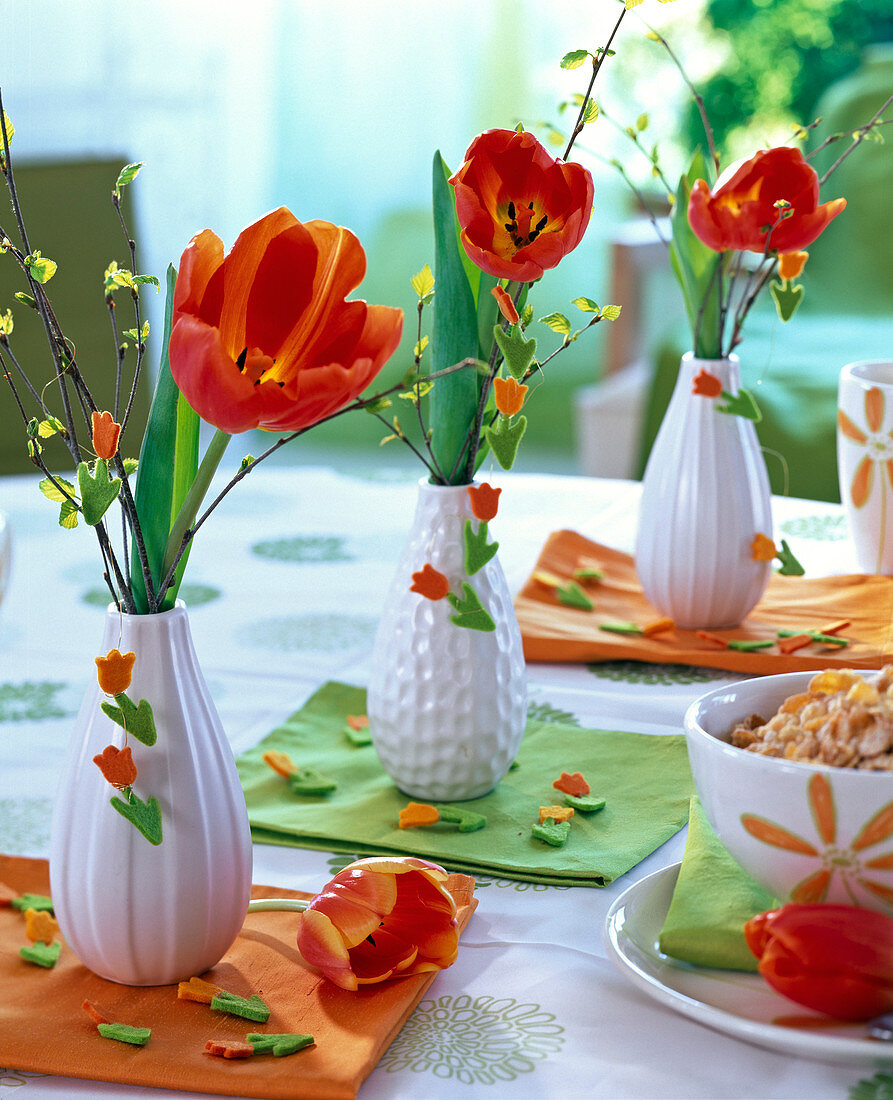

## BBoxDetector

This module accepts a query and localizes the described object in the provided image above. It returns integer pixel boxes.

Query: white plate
[604,862,893,1067]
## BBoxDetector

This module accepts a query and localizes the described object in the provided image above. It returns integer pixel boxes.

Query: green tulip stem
[246,898,310,913]
[159,428,231,592]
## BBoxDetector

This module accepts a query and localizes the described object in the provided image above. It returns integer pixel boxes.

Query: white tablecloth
[0,465,883,1100]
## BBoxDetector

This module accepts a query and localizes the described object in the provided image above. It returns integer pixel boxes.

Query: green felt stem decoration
[77,459,122,526]
[463,519,499,575]
[100,692,157,745]
[109,788,163,845]
[446,583,496,632]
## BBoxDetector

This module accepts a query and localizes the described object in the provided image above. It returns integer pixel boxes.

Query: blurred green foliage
[684,0,893,155]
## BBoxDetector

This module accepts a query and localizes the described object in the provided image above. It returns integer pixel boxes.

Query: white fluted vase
[367,479,527,801]
[49,602,252,985]
[635,353,773,629]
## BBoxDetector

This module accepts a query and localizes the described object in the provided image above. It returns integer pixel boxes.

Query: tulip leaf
[130,265,200,612]
[427,152,482,484]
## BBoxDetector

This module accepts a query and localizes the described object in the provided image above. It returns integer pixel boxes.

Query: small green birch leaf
[25,252,57,283]
[539,312,572,336]
[572,296,600,313]
[77,458,121,525]
[364,396,392,414]
[37,416,65,438]
[636,113,649,131]
[413,335,429,358]
[493,324,537,380]
[399,380,434,403]
[770,279,804,322]
[716,388,762,423]
[239,455,256,473]
[1,110,13,148]
[463,519,499,575]
[59,499,79,529]
[484,414,527,470]
[600,304,622,321]
[39,476,76,503]
[115,162,143,191]
[445,583,496,632]
[132,274,160,289]
[0,308,13,335]
[582,99,599,124]
[560,49,589,69]
[14,292,36,309]
[109,790,163,846]
[410,264,435,298]
[122,457,138,476]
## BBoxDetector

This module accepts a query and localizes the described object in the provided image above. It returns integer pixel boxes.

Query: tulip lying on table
[247,857,462,991]
[744,904,893,1020]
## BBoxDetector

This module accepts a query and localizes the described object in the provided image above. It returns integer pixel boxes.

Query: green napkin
[237,681,693,888]
[658,796,778,971]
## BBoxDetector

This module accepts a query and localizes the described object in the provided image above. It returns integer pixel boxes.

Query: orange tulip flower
[296,856,460,990]
[450,129,594,281]
[91,410,121,460]
[467,481,501,522]
[169,208,403,434]
[92,744,138,789]
[688,147,845,255]
[410,563,450,601]
[692,369,723,398]
[94,648,136,694]
[493,376,527,417]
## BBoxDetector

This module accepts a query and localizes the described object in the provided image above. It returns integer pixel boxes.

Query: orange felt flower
[25,908,59,944]
[91,410,121,460]
[493,376,527,417]
[398,802,441,828]
[93,744,138,789]
[94,648,136,695]
[346,714,369,731]
[296,856,460,991]
[688,147,845,255]
[410,563,450,601]
[467,482,501,522]
[263,749,299,778]
[692,369,723,398]
[168,208,403,434]
[450,128,594,281]
[751,533,777,562]
[778,250,809,280]
[553,771,590,797]
[491,285,520,325]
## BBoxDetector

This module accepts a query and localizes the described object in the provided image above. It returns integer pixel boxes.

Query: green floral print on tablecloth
[251,535,353,563]
[851,1073,893,1100]
[0,681,75,722]
[239,614,377,653]
[0,799,53,853]
[0,1068,51,1087]
[81,582,222,609]
[587,661,728,686]
[526,700,580,726]
[779,514,848,541]
[474,876,570,892]
[378,995,565,1085]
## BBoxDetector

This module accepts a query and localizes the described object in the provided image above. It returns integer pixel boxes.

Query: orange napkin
[0,855,477,1100]
[516,531,893,675]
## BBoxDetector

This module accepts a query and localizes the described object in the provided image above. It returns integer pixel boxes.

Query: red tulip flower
[450,129,594,282]
[296,856,461,990]
[169,208,403,434]
[688,146,846,255]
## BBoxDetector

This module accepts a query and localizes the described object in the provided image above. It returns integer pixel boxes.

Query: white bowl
[684,671,893,913]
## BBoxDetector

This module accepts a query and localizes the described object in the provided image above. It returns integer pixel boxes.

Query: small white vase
[49,602,252,985]
[635,353,773,629]
[367,479,527,801]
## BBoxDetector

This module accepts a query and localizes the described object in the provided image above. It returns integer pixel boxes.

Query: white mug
[838,359,893,574]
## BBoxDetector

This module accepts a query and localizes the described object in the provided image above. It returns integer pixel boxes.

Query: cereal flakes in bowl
[684,668,893,914]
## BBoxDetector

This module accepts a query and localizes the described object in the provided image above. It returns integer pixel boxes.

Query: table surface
[0,464,884,1100]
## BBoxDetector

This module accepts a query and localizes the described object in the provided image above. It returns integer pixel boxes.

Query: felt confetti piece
[727,638,775,652]
[19,941,61,968]
[82,1000,112,1025]
[204,1039,255,1059]
[775,538,805,576]
[178,976,223,1004]
[24,908,59,944]
[94,649,135,695]
[553,771,590,797]
[11,893,53,913]
[491,285,520,325]
[564,792,606,813]
[288,767,337,795]
[819,619,850,636]
[492,321,536,380]
[598,621,643,635]
[555,581,593,611]
[531,818,571,847]
[211,991,270,1023]
[446,583,496,632]
[484,412,527,470]
[399,802,441,828]
[533,569,562,587]
[263,749,298,778]
[463,519,499,575]
[437,806,487,832]
[692,368,723,397]
[345,714,369,731]
[110,789,163,846]
[573,567,604,583]
[642,616,675,637]
[93,744,138,789]
[409,563,450,601]
[100,693,157,746]
[343,722,372,747]
[467,482,501,522]
[779,628,849,647]
[0,881,17,907]
[751,532,777,562]
[97,1023,151,1046]
[696,630,728,647]
[77,458,122,526]
[248,1033,315,1057]
[538,805,574,823]
[776,633,813,655]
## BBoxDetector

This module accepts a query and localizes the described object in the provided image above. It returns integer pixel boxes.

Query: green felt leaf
[555,580,594,610]
[97,1023,151,1045]
[110,790,163,845]
[19,941,61,968]
[11,893,53,913]
[427,152,481,484]
[248,1033,314,1057]
[101,692,157,746]
[77,459,121,525]
[727,639,774,651]
[211,992,270,1023]
[446,582,496,632]
[531,818,571,847]
[437,806,487,832]
[775,538,805,577]
[565,792,606,813]
[484,413,527,470]
[598,621,643,635]
[463,519,499,576]
[493,323,537,380]
[288,768,338,795]
[717,388,762,422]
[770,279,804,322]
[344,724,372,746]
